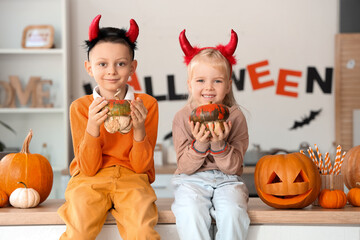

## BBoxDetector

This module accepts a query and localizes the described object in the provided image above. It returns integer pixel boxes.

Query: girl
[171,29,250,240]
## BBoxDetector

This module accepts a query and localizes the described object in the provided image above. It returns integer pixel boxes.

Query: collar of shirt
[92,84,135,100]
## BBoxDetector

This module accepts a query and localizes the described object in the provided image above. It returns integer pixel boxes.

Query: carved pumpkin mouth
[268,189,312,200]
[260,189,313,205]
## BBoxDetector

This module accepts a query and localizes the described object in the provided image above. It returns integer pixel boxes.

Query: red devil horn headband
[179,30,196,59]
[179,29,238,65]
[223,30,238,57]
[89,15,101,41]
[126,19,139,43]
[88,15,139,43]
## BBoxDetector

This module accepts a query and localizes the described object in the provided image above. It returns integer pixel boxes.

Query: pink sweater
[172,104,249,176]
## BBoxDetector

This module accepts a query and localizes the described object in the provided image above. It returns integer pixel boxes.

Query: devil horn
[89,15,101,41]
[223,29,238,56]
[126,19,139,43]
[179,30,195,57]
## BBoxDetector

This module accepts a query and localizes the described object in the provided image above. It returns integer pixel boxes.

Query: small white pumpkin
[9,182,40,208]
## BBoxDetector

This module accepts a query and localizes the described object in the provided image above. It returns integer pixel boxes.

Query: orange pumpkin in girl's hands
[0,130,53,204]
[189,102,230,135]
[0,190,9,207]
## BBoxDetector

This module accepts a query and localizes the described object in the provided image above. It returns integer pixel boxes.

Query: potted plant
[0,120,16,152]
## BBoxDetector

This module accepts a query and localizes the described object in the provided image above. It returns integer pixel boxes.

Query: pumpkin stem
[20,129,33,154]
[17,181,27,188]
[114,88,121,100]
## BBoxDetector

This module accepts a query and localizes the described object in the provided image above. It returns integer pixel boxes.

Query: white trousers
[171,170,250,240]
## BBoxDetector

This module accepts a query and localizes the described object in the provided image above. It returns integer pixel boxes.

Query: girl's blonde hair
[187,48,238,107]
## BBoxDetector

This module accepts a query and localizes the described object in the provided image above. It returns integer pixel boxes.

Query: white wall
[69,0,339,154]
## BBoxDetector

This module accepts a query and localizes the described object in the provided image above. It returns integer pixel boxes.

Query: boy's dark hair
[84,15,138,60]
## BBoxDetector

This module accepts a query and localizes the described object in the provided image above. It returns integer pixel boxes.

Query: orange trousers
[57,166,160,240]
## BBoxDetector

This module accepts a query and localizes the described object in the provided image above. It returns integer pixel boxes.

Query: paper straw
[335,151,346,175]
[309,147,318,166]
[300,149,304,155]
[324,152,330,175]
[307,148,318,169]
[331,145,342,175]
[314,144,323,174]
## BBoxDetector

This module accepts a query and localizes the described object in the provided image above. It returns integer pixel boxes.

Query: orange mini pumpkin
[341,145,360,190]
[0,190,9,207]
[347,182,360,207]
[318,189,347,209]
[0,130,53,204]
[254,152,321,209]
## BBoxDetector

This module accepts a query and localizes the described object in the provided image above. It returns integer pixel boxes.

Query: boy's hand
[131,97,147,129]
[131,97,147,141]
[189,121,210,143]
[209,121,232,142]
[86,97,108,137]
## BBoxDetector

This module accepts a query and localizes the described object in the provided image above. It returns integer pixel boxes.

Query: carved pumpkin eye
[293,170,309,183]
[267,172,282,184]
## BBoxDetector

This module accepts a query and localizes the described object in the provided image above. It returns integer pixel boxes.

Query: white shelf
[0,49,64,55]
[0,0,69,199]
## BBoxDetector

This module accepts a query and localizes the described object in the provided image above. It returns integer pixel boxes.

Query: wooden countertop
[1,198,359,226]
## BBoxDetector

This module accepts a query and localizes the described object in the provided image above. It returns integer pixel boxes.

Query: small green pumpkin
[104,100,132,134]
[105,99,131,116]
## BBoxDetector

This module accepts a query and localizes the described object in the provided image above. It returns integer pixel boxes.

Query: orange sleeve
[129,94,158,183]
[69,96,103,176]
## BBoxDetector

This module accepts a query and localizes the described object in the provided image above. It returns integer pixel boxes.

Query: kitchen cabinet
[0,0,69,198]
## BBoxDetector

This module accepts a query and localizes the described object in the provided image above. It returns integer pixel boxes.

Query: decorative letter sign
[0,76,53,108]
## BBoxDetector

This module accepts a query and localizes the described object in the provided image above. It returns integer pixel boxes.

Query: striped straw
[335,151,346,175]
[309,147,318,166]
[324,152,331,175]
[307,148,318,169]
[314,144,323,174]
[300,149,305,155]
[331,145,342,175]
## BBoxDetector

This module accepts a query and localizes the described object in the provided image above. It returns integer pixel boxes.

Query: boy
[58,15,160,240]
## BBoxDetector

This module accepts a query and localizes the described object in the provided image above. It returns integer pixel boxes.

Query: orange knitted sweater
[68,93,158,183]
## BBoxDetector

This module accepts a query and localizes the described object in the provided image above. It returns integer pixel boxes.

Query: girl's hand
[87,97,108,137]
[209,121,232,142]
[189,121,210,143]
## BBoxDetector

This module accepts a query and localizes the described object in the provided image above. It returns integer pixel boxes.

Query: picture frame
[22,25,54,49]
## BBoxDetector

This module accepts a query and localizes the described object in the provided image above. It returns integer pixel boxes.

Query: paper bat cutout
[289,109,322,130]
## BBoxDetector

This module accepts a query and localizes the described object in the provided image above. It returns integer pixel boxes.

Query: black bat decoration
[289,109,322,130]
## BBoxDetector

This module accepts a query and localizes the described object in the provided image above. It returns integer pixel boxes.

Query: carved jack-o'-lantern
[254,152,321,209]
